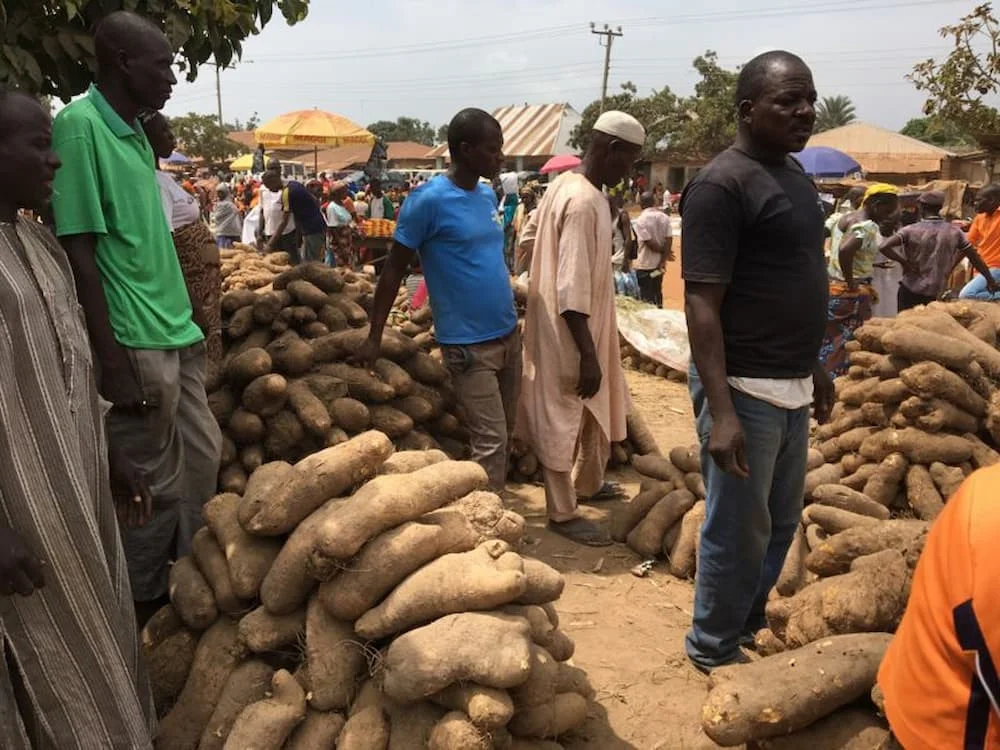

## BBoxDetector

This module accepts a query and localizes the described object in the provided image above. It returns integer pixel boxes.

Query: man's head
[735,50,816,155]
[94,11,177,111]
[139,111,175,160]
[975,184,1000,215]
[217,184,230,199]
[262,169,283,192]
[0,89,61,211]
[586,111,645,189]
[330,180,348,201]
[918,190,945,218]
[447,108,505,180]
[639,191,656,210]
[842,185,866,210]
[370,178,383,197]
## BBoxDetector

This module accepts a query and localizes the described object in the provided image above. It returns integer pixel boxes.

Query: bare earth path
[506,371,732,750]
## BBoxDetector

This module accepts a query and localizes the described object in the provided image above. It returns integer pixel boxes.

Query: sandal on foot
[547,517,612,547]
[579,481,625,503]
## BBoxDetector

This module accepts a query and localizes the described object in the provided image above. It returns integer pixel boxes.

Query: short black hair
[0,87,46,139]
[94,11,165,69]
[734,50,810,105]
[980,183,1000,200]
[639,191,655,209]
[447,108,501,158]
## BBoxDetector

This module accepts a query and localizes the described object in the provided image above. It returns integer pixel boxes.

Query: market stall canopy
[540,154,581,175]
[230,151,277,171]
[164,151,191,165]
[255,109,375,175]
[794,146,861,178]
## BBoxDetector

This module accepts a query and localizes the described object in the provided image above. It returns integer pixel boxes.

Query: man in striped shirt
[0,90,153,748]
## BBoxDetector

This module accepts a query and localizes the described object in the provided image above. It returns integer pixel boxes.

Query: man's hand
[0,528,45,597]
[812,363,835,425]
[352,336,382,370]
[708,412,749,478]
[109,443,153,528]
[577,352,602,399]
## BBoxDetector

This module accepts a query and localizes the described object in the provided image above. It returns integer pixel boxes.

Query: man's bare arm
[60,233,142,406]
[562,310,601,399]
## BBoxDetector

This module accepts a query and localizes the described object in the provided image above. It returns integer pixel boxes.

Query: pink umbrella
[540,154,582,175]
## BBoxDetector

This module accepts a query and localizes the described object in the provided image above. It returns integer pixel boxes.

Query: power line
[591,23,623,114]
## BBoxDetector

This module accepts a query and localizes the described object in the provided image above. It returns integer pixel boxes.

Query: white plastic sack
[616,297,690,373]
[241,204,261,246]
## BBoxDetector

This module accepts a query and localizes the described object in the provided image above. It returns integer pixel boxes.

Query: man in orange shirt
[959,184,1000,300]
[878,464,1000,749]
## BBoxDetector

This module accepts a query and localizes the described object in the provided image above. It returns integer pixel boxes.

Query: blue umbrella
[794,146,861,178]
[164,151,191,165]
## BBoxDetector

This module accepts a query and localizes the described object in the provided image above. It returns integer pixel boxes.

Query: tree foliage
[366,117,437,146]
[910,3,1000,135]
[436,123,449,145]
[569,51,736,159]
[815,95,856,132]
[900,116,975,148]
[0,0,309,100]
[168,112,243,163]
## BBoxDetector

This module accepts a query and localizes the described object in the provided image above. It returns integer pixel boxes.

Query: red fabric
[411,279,428,309]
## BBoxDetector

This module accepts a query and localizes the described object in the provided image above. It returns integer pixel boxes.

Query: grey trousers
[442,328,522,491]
[108,342,223,601]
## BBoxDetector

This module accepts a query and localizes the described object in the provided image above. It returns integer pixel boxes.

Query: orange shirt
[879,466,1000,750]
[968,210,1000,269]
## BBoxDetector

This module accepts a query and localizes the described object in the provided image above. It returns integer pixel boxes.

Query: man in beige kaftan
[517,112,646,546]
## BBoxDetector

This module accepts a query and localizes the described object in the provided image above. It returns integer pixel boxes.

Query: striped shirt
[0,218,154,749]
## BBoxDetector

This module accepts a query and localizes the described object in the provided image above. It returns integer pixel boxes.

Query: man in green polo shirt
[51,11,222,620]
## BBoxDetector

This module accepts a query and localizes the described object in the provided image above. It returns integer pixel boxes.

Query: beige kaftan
[516,172,630,473]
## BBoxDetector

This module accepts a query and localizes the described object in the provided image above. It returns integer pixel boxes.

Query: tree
[0,1,309,100]
[168,112,242,163]
[366,117,437,146]
[815,95,857,132]
[900,116,975,148]
[569,51,736,159]
[230,112,261,132]
[436,123,449,145]
[910,3,1000,134]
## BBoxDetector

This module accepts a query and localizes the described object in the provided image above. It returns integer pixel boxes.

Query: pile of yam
[213,262,474,493]
[220,246,294,292]
[619,336,688,382]
[148,431,595,750]
[698,300,1000,746]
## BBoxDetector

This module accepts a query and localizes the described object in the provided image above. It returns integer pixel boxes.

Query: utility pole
[590,23,623,114]
[216,64,223,127]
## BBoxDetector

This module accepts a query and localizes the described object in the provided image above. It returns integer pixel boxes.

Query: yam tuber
[168,556,218,631]
[199,660,275,750]
[223,669,306,750]
[906,464,945,521]
[203,493,283,601]
[805,519,927,576]
[306,596,368,712]
[810,484,890,520]
[626,488,697,558]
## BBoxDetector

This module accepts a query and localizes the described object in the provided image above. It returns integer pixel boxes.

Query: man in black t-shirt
[679,50,834,673]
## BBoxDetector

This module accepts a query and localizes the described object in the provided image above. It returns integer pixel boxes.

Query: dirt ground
[505,370,730,750]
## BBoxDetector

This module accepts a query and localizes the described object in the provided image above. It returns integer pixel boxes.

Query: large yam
[906,465,945,521]
[238,606,307,653]
[900,361,986,417]
[330,397,371,434]
[317,363,395,402]
[801,504,880,535]
[444,490,527,547]
[311,461,488,563]
[930,461,966,499]
[611,482,674,542]
[428,712,492,750]
[862,452,908,506]
[355,541,527,639]
[241,374,289,417]
[898,396,978,434]
[240,431,394,536]
[430,684,514,731]
[626,489,696,558]
[146,629,198,717]
[883,324,976,374]
[668,445,700,474]
[508,693,588,740]
[266,332,315,377]
[383,612,533,704]
[203,493,283,601]
[337,680,389,750]
[378,449,450,475]
[306,597,368,712]
[156,619,246,750]
[840,463,878,492]
[286,710,346,750]
[318,509,478,621]
[811,484,890,520]
[626,411,661,456]
[775,525,808,597]
[225,348,272,389]
[701,633,893,746]
[669,501,705,579]
[805,520,928,576]
[516,559,565,605]
[766,550,909,647]
[223,669,306,750]
[286,379,332,438]
[755,708,890,749]
[199,660,275,750]
[898,306,1000,376]
[168,556,218,631]
[804,464,843,499]
[965,432,1000,468]
[631,453,686,488]
[387,702,446,750]
[405,351,450,385]
[859,428,973,465]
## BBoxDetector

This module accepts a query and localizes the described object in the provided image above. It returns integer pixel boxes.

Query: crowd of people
[1,9,998,748]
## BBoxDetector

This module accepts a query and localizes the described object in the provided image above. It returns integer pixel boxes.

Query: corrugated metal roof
[428,103,581,160]
[313,141,436,172]
[807,122,953,174]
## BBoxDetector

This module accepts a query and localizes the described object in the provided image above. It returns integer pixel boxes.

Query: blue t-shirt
[283,181,326,235]
[394,176,517,345]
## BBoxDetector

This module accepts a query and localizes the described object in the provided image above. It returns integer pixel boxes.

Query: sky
[163,0,990,135]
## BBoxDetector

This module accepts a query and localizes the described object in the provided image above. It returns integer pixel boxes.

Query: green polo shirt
[51,85,202,350]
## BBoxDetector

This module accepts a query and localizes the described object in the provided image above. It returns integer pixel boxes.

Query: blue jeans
[959,269,1000,301]
[686,368,809,669]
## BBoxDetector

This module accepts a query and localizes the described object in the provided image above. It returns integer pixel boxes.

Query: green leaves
[909,3,1000,136]
[815,95,857,133]
[366,118,437,147]
[0,0,309,100]
[168,111,243,163]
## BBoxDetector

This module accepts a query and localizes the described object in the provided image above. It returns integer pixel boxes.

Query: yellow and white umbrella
[255,109,375,173]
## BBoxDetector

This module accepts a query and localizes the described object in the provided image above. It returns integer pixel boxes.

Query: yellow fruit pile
[362,219,396,239]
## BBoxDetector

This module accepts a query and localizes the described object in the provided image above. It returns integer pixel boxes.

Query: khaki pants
[543,410,609,522]
[107,342,223,601]
[442,328,522,491]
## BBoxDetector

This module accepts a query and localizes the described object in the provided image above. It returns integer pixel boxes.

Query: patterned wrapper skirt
[173,220,222,372]
[819,278,875,377]
[326,225,356,269]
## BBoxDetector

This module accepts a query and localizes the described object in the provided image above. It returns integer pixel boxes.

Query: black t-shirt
[680,147,827,379]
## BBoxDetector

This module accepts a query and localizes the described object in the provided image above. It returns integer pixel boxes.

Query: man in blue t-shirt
[261,170,327,263]
[359,108,518,490]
